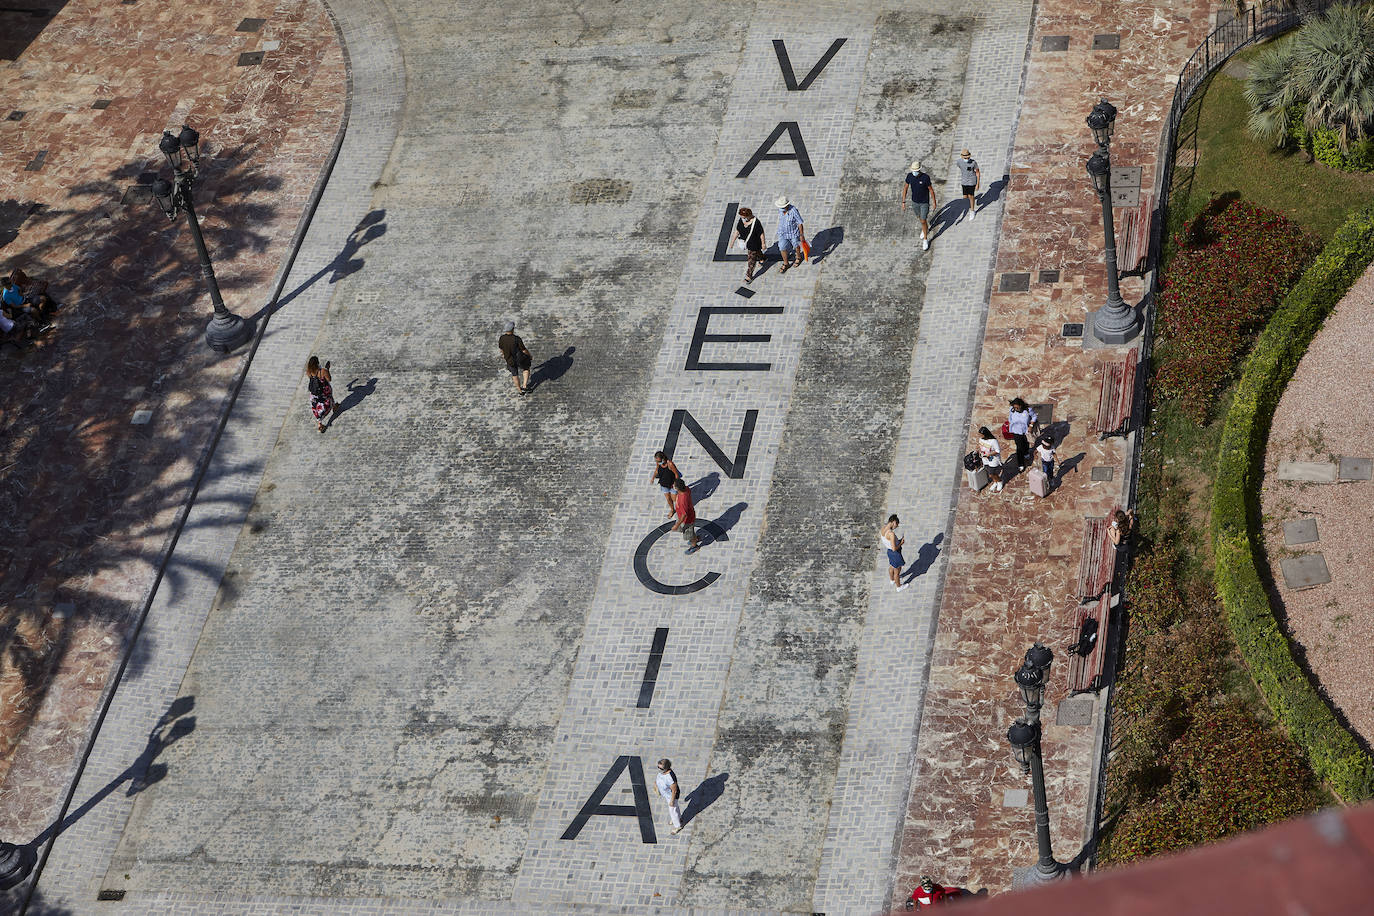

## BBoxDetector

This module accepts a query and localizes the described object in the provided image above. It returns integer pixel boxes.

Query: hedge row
[1211,202,1374,803]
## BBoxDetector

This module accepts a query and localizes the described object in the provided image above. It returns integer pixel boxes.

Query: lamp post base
[204,310,254,353]
[1011,859,1069,888]
[0,842,35,891]
[1086,300,1141,346]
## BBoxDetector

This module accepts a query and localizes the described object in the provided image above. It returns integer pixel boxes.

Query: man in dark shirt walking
[900,160,938,251]
[498,320,532,395]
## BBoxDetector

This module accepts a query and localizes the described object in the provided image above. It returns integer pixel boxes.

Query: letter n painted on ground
[560,755,657,844]
[664,409,758,479]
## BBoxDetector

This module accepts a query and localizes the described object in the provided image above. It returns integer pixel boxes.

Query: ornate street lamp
[1015,642,1053,724]
[1007,717,1067,884]
[148,125,253,353]
[1083,102,1140,346]
[1086,98,1116,149]
[0,841,35,891]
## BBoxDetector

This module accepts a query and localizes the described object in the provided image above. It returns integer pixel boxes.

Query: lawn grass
[1170,54,1374,244]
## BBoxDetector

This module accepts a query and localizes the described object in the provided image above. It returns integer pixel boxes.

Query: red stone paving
[890,0,1217,903]
[0,0,344,828]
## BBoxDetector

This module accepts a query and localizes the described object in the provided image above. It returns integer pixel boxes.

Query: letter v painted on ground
[772,38,847,91]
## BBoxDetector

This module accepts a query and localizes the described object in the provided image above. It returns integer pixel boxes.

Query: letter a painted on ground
[772,38,847,91]
[560,755,658,844]
[735,122,815,178]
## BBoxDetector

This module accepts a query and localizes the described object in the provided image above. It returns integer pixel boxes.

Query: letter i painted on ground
[560,755,658,843]
[637,627,669,708]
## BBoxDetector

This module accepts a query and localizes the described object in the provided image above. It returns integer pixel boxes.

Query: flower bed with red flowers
[1153,200,1317,423]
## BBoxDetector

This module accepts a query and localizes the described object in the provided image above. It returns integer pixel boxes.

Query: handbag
[963,450,980,471]
[1000,420,1012,440]
[800,237,811,261]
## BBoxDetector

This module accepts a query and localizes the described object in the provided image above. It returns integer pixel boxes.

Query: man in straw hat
[901,160,937,251]
[774,195,806,273]
[956,147,981,221]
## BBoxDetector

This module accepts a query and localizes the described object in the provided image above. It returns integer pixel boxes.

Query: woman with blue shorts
[880,514,908,591]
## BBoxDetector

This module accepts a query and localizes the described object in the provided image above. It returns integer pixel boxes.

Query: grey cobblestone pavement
[27,1,1033,913]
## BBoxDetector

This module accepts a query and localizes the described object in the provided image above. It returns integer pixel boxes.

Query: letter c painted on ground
[633,520,728,595]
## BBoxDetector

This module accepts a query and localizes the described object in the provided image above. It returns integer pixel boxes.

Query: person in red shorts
[672,478,700,554]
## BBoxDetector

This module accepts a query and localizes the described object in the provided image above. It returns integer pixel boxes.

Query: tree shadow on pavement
[0,152,283,791]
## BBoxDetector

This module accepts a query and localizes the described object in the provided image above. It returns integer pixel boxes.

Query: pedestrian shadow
[256,209,387,319]
[690,472,721,505]
[680,772,729,826]
[902,532,944,583]
[330,376,377,421]
[977,173,1010,212]
[928,202,961,243]
[1042,420,1072,444]
[528,346,574,393]
[1056,451,1088,486]
[702,502,747,545]
[809,225,843,263]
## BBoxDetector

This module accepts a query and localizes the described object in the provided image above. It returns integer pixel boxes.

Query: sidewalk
[890,0,1216,901]
[0,0,344,850]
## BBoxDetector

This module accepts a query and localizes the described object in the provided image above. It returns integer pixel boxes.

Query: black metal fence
[1155,0,1335,267]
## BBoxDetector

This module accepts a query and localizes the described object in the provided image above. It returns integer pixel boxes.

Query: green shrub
[1311,128,1374,172]
[1212,201,1374,802]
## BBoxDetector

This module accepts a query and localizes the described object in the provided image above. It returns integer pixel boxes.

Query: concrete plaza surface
[15,0,1048,913]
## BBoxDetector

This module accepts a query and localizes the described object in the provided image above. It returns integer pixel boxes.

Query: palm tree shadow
[680,772,729,826]
[527,345,574,393]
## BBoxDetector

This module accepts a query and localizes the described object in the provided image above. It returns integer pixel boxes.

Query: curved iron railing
[1094,0,1334,870]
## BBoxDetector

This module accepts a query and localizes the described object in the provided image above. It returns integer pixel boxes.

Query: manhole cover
[1056,697,1094,726]
[1061,322,1083,338]
[1339,457,1372,481]
[1091,466,1114,482]
[1002,788,1028,807]
[1282,518,1318,546]
[1280,554,1330,590]
[1040,35,1069,52]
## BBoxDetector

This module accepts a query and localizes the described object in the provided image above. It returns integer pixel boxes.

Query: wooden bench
[1075,516,1115,604]
[1115,193,1152,276]
[1091,350,1137,440]
[1066,594,1112,694]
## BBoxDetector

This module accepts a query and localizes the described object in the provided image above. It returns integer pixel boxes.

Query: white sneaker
[994,482,1003,492]
[970,207,976,221]
[897,582,909,591]
[921,236,929,251]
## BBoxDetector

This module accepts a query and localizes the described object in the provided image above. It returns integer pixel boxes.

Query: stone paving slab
[1282,518,1319,546]
[1280,554,1331,591]
[1339,457,1372,481]
[1278,460,1340,483]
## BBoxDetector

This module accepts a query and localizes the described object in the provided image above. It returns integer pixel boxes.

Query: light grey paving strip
[83,891,788,916]
[810,3,1035,914]
[27,0,406,910]
[511,10,875,910]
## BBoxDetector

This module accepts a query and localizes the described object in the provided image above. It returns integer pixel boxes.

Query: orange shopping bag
[800,237,811,261]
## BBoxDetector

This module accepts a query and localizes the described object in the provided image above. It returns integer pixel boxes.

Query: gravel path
[1261,260,1374,746]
